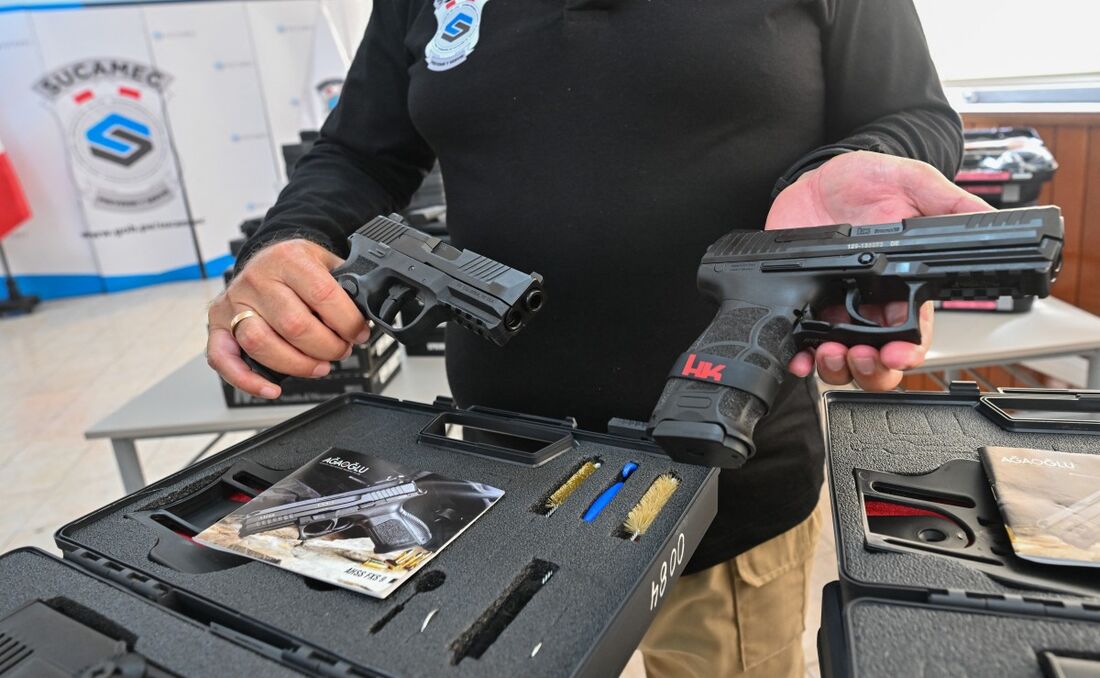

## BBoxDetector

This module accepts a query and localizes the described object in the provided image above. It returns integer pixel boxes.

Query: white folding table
[85,354,450,493]
[915,297,1100,389]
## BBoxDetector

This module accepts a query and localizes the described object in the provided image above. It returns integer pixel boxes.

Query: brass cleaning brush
[542,459,602,516]
[622,473,681,541]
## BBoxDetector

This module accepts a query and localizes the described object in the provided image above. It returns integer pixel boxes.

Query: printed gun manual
[196,448,504,598]
[980,446,1100,568]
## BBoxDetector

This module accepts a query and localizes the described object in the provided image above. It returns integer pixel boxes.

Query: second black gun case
[0,547,300,676]
[818,383,1100,678]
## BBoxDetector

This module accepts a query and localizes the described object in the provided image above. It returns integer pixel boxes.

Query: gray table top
[919,297,1100,370]
[85,352,450,440]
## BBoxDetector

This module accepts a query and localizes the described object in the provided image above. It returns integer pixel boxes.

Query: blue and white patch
[425,0,489,72]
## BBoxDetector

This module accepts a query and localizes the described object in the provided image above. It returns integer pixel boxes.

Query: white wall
[915,0,1100,84]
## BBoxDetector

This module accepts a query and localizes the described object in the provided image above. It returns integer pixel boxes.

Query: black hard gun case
[818,385,1100,678]
[0,548,298,676]
[52,393,719,677]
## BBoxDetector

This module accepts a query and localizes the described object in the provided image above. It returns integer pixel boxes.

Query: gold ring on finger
[230,309,260,337]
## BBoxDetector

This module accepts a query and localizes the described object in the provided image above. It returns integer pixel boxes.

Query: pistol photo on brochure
[196,450,504,599]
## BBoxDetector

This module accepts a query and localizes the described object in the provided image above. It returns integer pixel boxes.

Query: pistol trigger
[844,284,881,328]
[378,283,416,324]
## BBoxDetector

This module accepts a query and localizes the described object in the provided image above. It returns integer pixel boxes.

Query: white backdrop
[914,0,1100,84]
[0,0,369,299]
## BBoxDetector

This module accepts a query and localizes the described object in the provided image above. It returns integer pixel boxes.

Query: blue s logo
[442,12,474,42]
[85,113,153,167]
[426,0,489,72]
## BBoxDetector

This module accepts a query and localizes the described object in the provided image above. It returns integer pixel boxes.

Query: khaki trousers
[639,506,821,678]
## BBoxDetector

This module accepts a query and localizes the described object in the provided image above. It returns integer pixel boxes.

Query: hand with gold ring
[207,238,370,399]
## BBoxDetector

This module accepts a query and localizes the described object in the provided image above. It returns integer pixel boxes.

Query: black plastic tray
[825,384,1100,607]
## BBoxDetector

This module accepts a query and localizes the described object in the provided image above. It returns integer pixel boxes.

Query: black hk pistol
[649,206,1064,469]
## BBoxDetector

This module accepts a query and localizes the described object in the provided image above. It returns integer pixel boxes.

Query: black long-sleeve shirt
[239,0,961,572]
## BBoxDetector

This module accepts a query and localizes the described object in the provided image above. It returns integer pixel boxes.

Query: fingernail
[341,345,353,360]
[355,329,371,345]
[823,355,845,372]
[904,349,927,371]
[886,305,906,326]
[260,386,279,399]
[852,357,875,376]
[313,363,331,378]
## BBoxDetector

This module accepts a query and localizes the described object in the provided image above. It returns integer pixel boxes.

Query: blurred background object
[0,132,38,316]
[0,0,370,302]
[955,127,1058,209]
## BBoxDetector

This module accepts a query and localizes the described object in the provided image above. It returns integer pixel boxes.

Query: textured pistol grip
[369,508,432,553]
[237,261,370,387]
[242,353,289,385]
[648,299,798,468]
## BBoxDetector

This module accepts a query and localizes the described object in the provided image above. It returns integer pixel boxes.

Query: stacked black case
[218,333,404,408]
[955,127,1057,209]
[2,394,718,677]
[819,384,1100,678]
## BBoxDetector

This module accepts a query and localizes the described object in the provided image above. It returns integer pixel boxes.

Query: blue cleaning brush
[582,461,639,522]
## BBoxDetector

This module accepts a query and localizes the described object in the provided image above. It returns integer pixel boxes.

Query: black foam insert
[0,549,296,676]
[61,399,712,677]
[847,600,1100,677]
[827,396,1100,597]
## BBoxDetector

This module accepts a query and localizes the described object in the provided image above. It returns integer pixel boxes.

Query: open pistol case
[0,392,720,677]
[818,383,1100,678]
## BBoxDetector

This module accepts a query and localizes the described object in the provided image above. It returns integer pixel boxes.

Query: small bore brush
[622,473,681,541]
[542,459,602,516]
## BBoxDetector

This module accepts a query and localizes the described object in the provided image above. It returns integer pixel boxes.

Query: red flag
[0,136,31,240]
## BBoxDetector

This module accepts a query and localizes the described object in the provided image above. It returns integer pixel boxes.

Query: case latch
[948,380,981,396]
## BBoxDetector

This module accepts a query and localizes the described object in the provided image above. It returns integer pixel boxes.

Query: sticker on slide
[34,59,178,212]
[425,0,490,72]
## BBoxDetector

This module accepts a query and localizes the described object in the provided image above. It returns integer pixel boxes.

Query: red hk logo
[682,354,725,382]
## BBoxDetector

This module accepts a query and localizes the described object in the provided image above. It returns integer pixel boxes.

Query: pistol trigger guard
[793,281,927,349]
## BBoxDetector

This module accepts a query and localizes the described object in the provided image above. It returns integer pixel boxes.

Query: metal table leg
[1087,351,1100,390]
[112,438,145,494]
